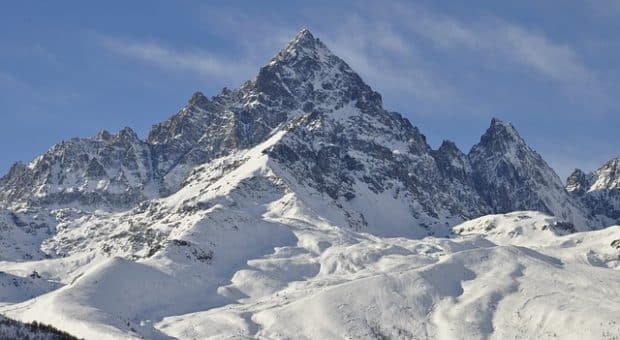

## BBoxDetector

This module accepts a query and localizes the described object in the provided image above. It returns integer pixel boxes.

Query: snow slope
[2,138,619,339]
[154,211,620,340]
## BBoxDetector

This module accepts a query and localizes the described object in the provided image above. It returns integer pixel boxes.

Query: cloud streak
[0,70,19,87]
[100,36,258,84]
[97,1,605,116]
[389,3,600,89]
[318,15,464,113]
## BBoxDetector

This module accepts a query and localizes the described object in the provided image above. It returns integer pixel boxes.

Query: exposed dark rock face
[468,118,582,221]
[258,33,493,221]
[144,29,382,195]
[566,169,589,195]
[433,140,472,182]
[567,157,620,223]
[0,127,157,211]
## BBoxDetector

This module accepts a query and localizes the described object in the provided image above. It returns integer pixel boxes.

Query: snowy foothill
[0,137,619,339]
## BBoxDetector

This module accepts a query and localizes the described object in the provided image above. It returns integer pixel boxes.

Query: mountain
[0,30,598,234]
[0,29,618,339]
[567,156,620,223]
[0,128,157,211]
[145,29,384,195]
[261,30,495,235]
[468,118,590,226]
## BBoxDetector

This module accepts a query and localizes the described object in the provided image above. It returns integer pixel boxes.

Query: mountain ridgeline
[567,157,620,223]
[0,29,617,243]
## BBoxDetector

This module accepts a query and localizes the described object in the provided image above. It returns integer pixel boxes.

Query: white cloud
[584,0,620,17]
[320,17,458,105]
[314,2,602,115]
[395,5,599,89]
[100,37,257,83]
[97,2,604,116]
[0,71,19,87]
[502,24,596,84]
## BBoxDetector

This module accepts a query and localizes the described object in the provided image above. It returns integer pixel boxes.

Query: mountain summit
[256,28,382,115]
[468,118,587,225]
[474,118,525,152]
[568,156,620,222]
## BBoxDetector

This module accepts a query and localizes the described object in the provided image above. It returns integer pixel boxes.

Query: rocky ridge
[567,156,620,223]
[0,29,616,262]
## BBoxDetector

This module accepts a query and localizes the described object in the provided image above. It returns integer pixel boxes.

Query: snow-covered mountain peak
[254,29,382,116]
[0,124,157,212]
[591,156,620,191]
[567,157,620,194]
[269,28,327,65]
[567,157,620,223]
[142,30,384,197]
[433,140,472,180]
[469,118,543,177]
[475,118,525,153]
[468,119,590,226]
[187,91,210,107]
[437,140,463,155]
[566,168,589,194]
[115,127,139,141]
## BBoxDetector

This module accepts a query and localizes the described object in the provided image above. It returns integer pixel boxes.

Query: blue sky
[1,1,619,180]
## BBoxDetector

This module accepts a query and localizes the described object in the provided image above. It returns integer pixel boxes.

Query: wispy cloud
[0,70,20,87]
[391,4,600,90]
[502,25,595,84]
[97,1,605,116]
[100,36,258,84]
[583,0,620,17]
[319,15,463,111]
[318,2,603,115]
[326,1,607,114]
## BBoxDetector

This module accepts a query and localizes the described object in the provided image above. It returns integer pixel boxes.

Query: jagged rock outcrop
[147,29,383,192]
[0,128,157,211]
[468,118,588,227]
[566,168,589,195]
[568,157,620,223]
[261,31,495,229]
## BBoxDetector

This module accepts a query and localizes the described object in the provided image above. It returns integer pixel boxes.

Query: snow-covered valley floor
[155,212,620,340]
[0,210,619,339]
